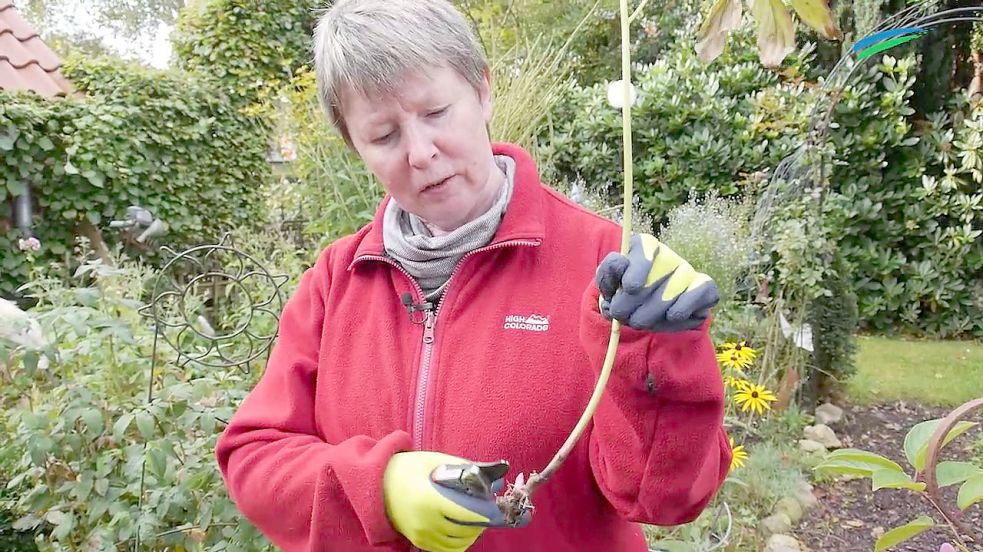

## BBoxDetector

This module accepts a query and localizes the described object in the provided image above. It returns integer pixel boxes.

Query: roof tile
[0,2,73,97]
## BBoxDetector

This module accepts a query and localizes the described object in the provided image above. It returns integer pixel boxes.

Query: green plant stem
[500,0,636,518]
[922,493,972,552]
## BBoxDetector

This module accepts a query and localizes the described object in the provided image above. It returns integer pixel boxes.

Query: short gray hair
[313,0,488,142]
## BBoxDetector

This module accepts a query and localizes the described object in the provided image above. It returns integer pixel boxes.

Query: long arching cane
[498,0,646,524]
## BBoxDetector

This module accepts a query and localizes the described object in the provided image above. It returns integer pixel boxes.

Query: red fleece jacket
[216,143,731,551]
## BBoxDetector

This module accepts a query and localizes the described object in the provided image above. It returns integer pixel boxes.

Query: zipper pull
[423,310,436,344]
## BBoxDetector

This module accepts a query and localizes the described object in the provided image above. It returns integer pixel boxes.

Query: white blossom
[17,237,41,252]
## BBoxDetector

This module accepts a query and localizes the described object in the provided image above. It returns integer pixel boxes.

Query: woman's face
[342,65,501,233]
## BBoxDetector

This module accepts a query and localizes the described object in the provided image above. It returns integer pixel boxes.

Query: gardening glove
[595,233,719,333]
[383,451,520,552]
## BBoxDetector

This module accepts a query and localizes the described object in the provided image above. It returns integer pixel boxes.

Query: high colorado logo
[503,314,551,332]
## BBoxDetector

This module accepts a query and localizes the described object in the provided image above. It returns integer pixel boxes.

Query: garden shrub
[540,37,815,226]
[807,256,860,398]
[0,229,310,551]
[823,57,983,337]
[0,56,270,299]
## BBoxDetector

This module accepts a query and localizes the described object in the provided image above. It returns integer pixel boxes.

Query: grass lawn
[847,335,983,406]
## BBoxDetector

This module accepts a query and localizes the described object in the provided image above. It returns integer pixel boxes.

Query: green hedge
[172,0,323,104]
[0,57,270,298]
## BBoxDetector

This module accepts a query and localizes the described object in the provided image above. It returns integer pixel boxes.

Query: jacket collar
[351,142,546,262]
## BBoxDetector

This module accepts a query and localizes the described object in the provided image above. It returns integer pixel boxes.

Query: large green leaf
[904,420,978,471]
[871,469,925,492]
[815,448,905,477]
[874,516,934,551]
[936,462,983,488]
[814,458,878,477]
[957,473,983,510]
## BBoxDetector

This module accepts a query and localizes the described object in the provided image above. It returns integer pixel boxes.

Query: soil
[796,402,983,552]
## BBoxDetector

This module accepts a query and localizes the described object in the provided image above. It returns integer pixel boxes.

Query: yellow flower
[733,382,777,415]
[729,437,748,471]
[723,375,751,390]
[716,341,757,370]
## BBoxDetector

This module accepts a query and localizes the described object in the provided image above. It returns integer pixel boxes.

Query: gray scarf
[383,156,516,301]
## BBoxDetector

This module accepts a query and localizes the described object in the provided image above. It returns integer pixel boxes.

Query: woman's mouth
[422,176,453,194]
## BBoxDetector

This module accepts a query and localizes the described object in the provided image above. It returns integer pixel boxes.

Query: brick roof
[0,0,73,97]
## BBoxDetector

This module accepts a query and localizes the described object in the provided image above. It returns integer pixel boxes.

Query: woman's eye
[427,107,448,118]
[372,132,394,144]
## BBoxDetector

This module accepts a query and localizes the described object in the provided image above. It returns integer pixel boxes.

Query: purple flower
[939,544,956,552]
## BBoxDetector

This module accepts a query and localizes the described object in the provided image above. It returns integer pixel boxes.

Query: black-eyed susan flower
[716,341,757,370]
[723,375,751,390]
[729,437,748,471]
[733,382,777,415]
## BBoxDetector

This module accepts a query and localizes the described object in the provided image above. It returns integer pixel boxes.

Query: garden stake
[498,0,639,525]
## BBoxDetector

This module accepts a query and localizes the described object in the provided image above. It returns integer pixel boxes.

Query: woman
[215,1,731,551]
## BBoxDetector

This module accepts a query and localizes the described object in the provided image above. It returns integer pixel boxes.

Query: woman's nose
[405,126,438,169]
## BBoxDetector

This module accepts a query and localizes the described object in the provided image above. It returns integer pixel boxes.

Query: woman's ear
[480,66,493,124]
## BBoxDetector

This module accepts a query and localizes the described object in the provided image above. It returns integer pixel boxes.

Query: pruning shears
[431,460,509,499]
[430,460,528,528]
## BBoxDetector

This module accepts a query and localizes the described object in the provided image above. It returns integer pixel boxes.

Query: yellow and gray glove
[383,451,525,552]
[595,234,719,332]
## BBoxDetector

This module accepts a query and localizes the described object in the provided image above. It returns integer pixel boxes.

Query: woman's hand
[383,451,514,552]
[595,234,719,332]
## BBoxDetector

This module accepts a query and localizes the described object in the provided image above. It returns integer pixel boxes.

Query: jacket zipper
[353,238,541,450]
